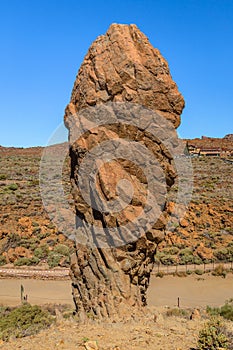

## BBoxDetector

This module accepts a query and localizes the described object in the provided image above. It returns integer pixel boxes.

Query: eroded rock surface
[64,23,185,319]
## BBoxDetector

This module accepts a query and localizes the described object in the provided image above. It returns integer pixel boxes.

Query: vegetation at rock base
[207,299,233,321]
[197,317,229,350]
[0,304,53,341]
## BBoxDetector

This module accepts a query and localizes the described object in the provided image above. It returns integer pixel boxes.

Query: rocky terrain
[1,304,233,350]
[186,134,233,153]
[0,145,74,269]
[0,307,209,350]
[0,143,232,269]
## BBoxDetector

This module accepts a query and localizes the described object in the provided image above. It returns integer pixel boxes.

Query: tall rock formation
[64,23,185,319]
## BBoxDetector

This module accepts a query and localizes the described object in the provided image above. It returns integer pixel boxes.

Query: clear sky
[0,0,232,147]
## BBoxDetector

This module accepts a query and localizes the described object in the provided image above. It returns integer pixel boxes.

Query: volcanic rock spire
[64,23,185,319]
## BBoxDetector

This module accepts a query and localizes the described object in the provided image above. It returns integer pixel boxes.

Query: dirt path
[0,279,73,306]
[148,274,233,308]
[1,273,233,308]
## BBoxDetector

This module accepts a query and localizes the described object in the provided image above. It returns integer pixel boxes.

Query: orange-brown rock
[195,243,213,261]
[3,247,32,263]
[65,23,184,129]
[65,23,185,319]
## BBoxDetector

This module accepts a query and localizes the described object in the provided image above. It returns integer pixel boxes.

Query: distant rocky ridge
[186,135,233,157]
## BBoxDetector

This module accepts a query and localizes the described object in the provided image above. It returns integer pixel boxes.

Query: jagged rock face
[64,24,185,319]
[65,23,184,128]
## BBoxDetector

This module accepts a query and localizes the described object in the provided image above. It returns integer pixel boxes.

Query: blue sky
[0,0,232,147]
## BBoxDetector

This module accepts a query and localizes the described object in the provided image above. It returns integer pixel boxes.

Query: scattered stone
[190,309,201,320]
[84,340,99,350]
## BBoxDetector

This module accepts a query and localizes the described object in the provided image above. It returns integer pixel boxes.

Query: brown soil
[0,312,204,350]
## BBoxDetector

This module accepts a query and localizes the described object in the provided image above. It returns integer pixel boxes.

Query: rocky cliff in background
[64,23,185,319]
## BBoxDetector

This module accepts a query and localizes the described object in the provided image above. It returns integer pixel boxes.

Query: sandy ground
[0,279,73,306]
[147,273,233,308]
[0,312,204,350]
[1,274,233,349]
[0,273,233,308]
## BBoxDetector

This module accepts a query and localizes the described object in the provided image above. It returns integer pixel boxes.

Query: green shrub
[197,318,229,350]
[160,254,177,265]
[53,244,70,256]
[155,251,177,265]
[0,304,53,341]
[0,255,6,266]
[47,252,63,268]
[194,269,204,275]
[7,183,18,191]
[207,299,233,321]
[34,245,49,259]
[20,237,40,250]
[0,174,6,180]
[193,256,203,265]
[214,248,231,261]
[14,256,39,266]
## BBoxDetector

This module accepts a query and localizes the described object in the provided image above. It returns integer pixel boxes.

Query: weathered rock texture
[64,23,185,319]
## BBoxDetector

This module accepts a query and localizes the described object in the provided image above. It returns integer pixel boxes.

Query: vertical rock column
[64,24,184,319]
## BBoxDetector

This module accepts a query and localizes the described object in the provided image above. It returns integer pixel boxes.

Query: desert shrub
[212,264,227,278]
[193,256,203,265]
[0,174,7,180]
[166,308,188,317]
[194,269,204,275]
[0,255,6,266]
[214,248,230,261]
[0,304,53,341]
[20,237,40,250]
[207,299,233,321]
[197,317,229,350]
[48,248,70,268]
[47,252,63,268]
[178,248,194,265]
[7,183,18,191]
[14,256,39,266]
[155,251,177,265]
[34,244,49,259]
[160,254,177,265]
[53,244,70,256]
